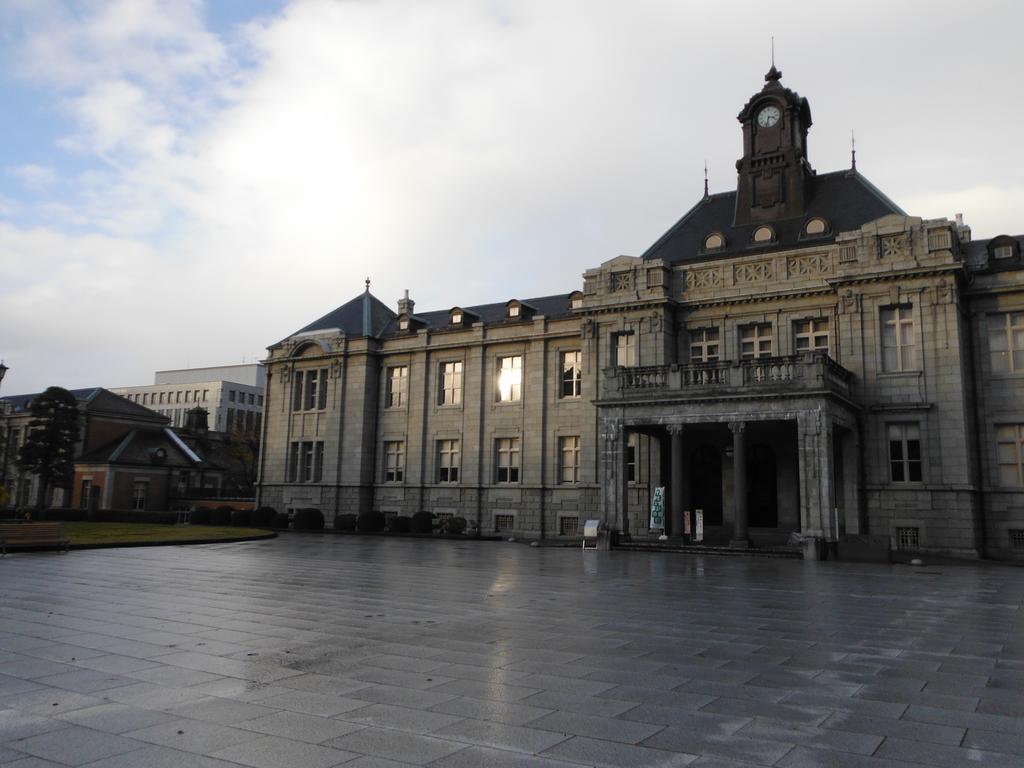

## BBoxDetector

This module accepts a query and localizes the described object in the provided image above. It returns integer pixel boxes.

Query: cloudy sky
[1,0,1021,395]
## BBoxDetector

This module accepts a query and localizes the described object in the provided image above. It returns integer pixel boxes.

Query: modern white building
[111,364,265,433]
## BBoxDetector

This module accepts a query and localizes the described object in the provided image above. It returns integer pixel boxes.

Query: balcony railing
[605,353,854,400]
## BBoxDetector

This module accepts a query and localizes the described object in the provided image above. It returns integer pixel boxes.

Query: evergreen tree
[17,387,81,509]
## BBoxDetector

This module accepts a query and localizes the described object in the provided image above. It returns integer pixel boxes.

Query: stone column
[620,425,631,535]
[730,421,749,547]
[669,425,684,537]
[599,417,623,543]
[796,409,834,560]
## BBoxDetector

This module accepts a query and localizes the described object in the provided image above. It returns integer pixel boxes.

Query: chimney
[954,212,971,243]
[397,289,414,316]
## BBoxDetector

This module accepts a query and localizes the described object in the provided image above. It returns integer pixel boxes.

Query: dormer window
[752,225,775,244]
[804,217,829,236]
[508,305,520,318]
[398,317,409,331]
[988,236,1020,263]
[451,311,463,325]
[569,291,584,310]
[704,232,725,251]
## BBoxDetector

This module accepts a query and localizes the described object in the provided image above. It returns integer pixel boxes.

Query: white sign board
[694,509,704,543]
[649,486,665,530]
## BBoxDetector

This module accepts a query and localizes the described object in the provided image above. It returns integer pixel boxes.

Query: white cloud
[1,0,1022,394]
[10,164,57,191]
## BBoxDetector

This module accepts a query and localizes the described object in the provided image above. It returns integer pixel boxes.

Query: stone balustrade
[605,353,854,400]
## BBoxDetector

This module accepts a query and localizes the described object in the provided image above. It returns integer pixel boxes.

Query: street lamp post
[0,362,9,501]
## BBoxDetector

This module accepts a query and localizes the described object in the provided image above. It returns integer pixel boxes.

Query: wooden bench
[0,522,71,555]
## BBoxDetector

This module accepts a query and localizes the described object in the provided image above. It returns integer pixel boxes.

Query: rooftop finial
[850,129,857,172]
[703,160,709,198]
[765,37,782,83]
[365,277,371,293]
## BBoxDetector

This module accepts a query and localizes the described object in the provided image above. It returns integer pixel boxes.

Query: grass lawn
[62,522,273,546]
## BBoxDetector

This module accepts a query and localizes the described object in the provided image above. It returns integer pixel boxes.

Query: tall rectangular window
[626,433,637,483]
[560,350,582,398]
[386,365,408,408]
[495,438,520,483]
[440,361,463,405]
[996,424,1024,487]
[794,318,829,352]
[888,423,922,482]
[292,371,304,411]
[740,323,773,358]
[614,332,637,367]
[132,481,147,511]
[881,306,917,371]
[437,439,460,483]
[293,369,328,411]
[384,441,405,482]
[305,368,328,410]
[80,480,91,510]
[690,328,720,362]
[496,355,522,402]
[989,312,1024,373]
[288,441,323,482]
[301,442,315,482]
[229,390,236,402]
[559,436,581,484]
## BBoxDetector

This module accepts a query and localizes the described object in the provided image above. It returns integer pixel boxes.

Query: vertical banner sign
[649,487,665,530]
[684,510,691,536]
[695,509,704,542]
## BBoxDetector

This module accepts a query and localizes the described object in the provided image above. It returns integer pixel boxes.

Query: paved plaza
[1,537,1024,767]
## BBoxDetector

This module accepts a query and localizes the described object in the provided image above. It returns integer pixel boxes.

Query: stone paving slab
[0,537,1023,767]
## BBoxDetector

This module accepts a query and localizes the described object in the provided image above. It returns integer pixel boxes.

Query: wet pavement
[1,534,1023,767]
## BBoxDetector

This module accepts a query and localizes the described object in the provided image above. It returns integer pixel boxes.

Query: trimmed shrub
[442,516,467,535]
[334,513,357,532]
[357,511,386,533]
[270,512,290,529]
[410,511,434,534]
[390,515,412,533]
[294,508,325,530]
[209,506,233,526]
[190,507,211,524]
[251,506,276,527]
[230,509,251,527]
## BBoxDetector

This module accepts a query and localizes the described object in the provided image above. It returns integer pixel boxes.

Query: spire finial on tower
[764,36,782,83]
[703,160,709,198]
[365,277,371,292]
[850,129,857,172]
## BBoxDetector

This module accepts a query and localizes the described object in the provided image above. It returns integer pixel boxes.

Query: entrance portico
[598,353,862,559]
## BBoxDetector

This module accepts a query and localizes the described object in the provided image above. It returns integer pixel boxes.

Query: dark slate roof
[642,170,905,264]
[77,427,211,468]
[383,293,576,335]
[965,234,1024,269]
[292,290,396,338]
[1,387,167,423]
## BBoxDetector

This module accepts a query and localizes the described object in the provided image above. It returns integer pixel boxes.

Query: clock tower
[733,64,814,227]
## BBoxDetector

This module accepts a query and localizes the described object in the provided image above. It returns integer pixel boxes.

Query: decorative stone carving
[734,260,774,283]
[880,234,909,259]
[583,319,596,339]
[839,289,858,315]
[611,271,633,292]
[686,267,723,290]
[788,252,830,277]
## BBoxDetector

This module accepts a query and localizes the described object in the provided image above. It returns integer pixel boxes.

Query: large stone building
[257,66,1024,560]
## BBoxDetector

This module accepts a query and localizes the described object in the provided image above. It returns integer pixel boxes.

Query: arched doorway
[747,444,778,527]
[690,444,723,525]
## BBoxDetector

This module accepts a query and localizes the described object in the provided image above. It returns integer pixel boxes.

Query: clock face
[757,105,780,128]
